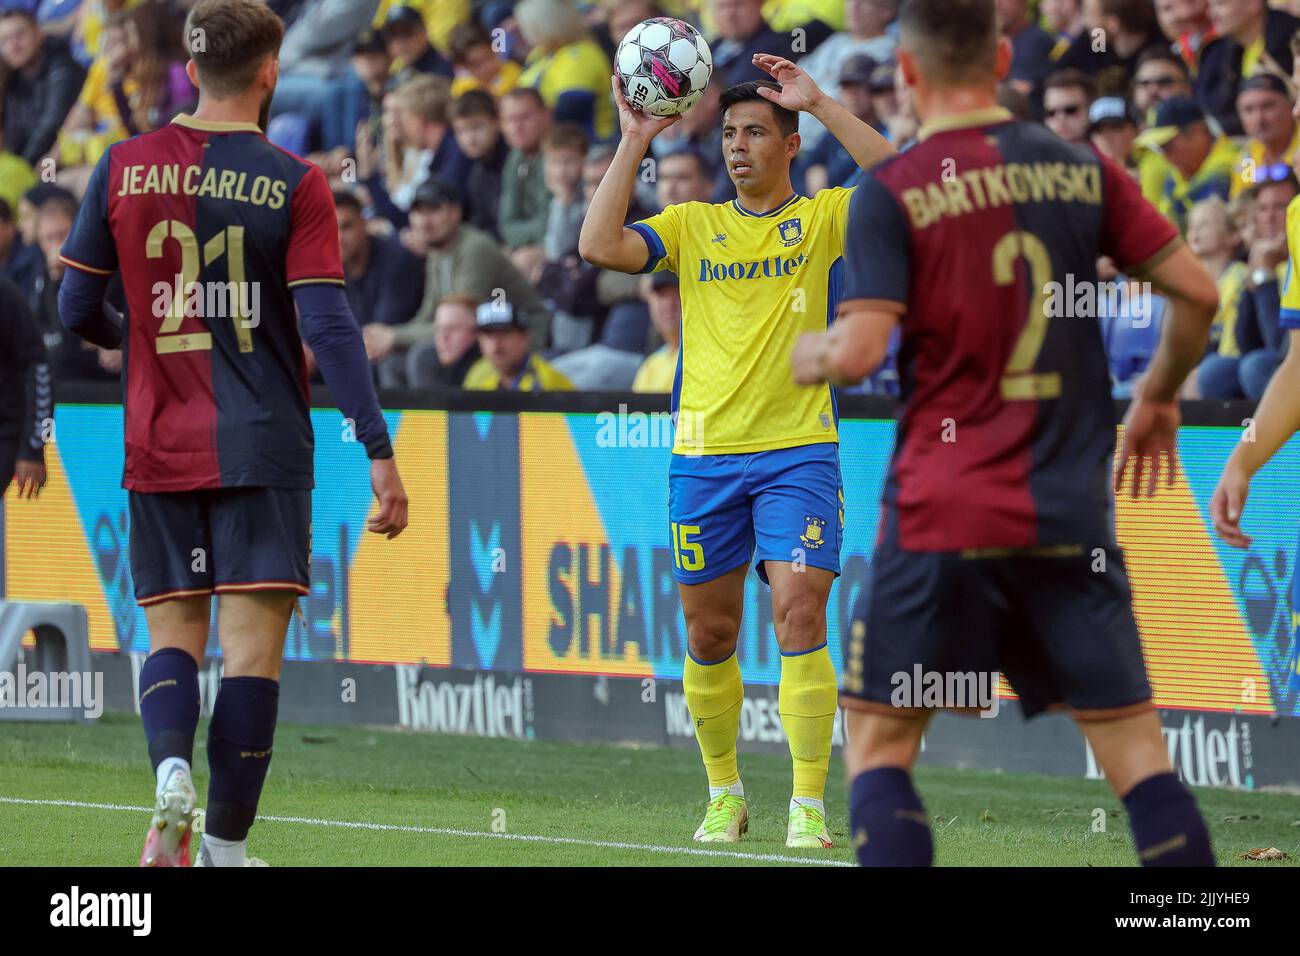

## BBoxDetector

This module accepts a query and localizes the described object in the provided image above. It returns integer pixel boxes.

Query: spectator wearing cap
[464,301,574,392]
[1231,73,1300,197]
[310,28,393,180]
[1043,69,1096,143]
[1199,174,1299,399]
[0,8,86,166]
[515,0,614,142]
[792,0,898,151]
[1154,0,1216,72]
[1135,96,1240,230]
[499,87,553,257]
[1088,96,1140,167]
[364,180,551,381]
[0,197,42,296]
[1054,0,1167,97]
[448,21,521,99]
[804,54,884,193]
[632,271,682,393]
[383,3,453,84]
[335,190,425,331]
[997,0,1058,104]
[406,294,483,389]
[870,61,909,142]
[1196,0,1300,137]
[451,90,510,241]
[1131,48,1193,117]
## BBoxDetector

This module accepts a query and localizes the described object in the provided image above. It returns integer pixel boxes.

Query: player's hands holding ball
[611,75,681,143]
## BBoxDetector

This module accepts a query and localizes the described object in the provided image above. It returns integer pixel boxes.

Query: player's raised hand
[1210,462,1253,549]
[752,54,825,112]
[611,75,681,142]
[1115,391,1180,498]
[368,457,409,539]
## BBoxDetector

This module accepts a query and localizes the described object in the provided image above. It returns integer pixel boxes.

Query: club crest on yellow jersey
[778,217,803,247]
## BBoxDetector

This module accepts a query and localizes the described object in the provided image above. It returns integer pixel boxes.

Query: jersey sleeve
[59,149,118,277]
[629,201,685,274]
[1281,200,1300,329]
[286,164,346,289]
[841,175,910,309]
[1097,151,1180,275]
[819,186,854,248]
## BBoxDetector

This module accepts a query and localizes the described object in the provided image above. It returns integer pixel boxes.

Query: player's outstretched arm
[1114,244,1219,498]
[293,284,408,538]
[1212,327,1300,548]
[752,54,895,172]
[578,77,678,274]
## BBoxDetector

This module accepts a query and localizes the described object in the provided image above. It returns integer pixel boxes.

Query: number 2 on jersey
[145,219,254,355]
[994,231,1061,401]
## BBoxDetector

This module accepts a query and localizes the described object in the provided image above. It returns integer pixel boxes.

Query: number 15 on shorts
[671,522,705,572]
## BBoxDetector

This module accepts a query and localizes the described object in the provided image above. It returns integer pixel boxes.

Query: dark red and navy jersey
[59,115,346,493]
[843,107,1180,552]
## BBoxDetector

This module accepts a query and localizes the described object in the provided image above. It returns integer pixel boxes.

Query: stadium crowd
[3,0,1300,398]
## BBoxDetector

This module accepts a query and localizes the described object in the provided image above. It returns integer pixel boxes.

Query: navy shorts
[843,511,1152,720]
[668,443,843,585]
[129,486,311,606]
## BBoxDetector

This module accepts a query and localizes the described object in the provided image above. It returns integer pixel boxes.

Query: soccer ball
[616,17,713,117]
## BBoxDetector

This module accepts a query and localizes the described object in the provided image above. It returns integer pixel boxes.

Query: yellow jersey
[464,353,575,392]
[518,39,614,141]
[631,188,852,455]
[632,345,679,393]
[1279,197,1300,329]
[1231,124,1300,198]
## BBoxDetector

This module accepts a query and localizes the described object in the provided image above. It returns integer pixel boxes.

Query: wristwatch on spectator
[1252,267,1275,287]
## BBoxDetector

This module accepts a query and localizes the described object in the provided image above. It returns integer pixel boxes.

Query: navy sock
[1123,772,1216,866]
[849,767,934,866]
[205,676,279,842]
[139,647,200,771]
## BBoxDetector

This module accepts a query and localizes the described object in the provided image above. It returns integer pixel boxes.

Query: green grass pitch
[0,714,1296,867]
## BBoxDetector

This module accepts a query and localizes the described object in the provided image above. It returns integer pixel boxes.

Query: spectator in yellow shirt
[633,271,682,393]
[464,301,575,391]
[448,21,522,98]
[515,0,615,141]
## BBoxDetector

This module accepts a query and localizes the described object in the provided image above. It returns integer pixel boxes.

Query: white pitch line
[0,796,853,867]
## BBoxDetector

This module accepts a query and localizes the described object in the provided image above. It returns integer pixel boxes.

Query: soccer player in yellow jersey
[580,53,894,847]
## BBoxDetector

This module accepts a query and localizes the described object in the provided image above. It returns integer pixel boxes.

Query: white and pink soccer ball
[616,17,713,117]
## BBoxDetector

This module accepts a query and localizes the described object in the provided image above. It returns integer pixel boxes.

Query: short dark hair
[1100,0,1158,36]
[543,121,590,156]
[450,88,498,121]
[897,0,998,87]
[0,8,36,25]
[1134,47,1190,80]
[0,197,12,225]
[332,190,363,215]
[448,21,492,63]
[184,0,285,97]
[1044,67,1097,101]
[1252,170,1300,200]
[660,147,712,180]
[36,194,78,225]
[502,86,546,111]
[719,81,798,137]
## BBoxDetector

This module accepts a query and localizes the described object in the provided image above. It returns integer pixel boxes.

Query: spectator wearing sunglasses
[1131,49,1192,117]
[1043,68,1095,142]
[1134,96,1240,232]
[1231,74,1299,197]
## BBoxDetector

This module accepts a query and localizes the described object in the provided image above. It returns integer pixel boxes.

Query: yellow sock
[682,652,743,790]
[778,644,837,802]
